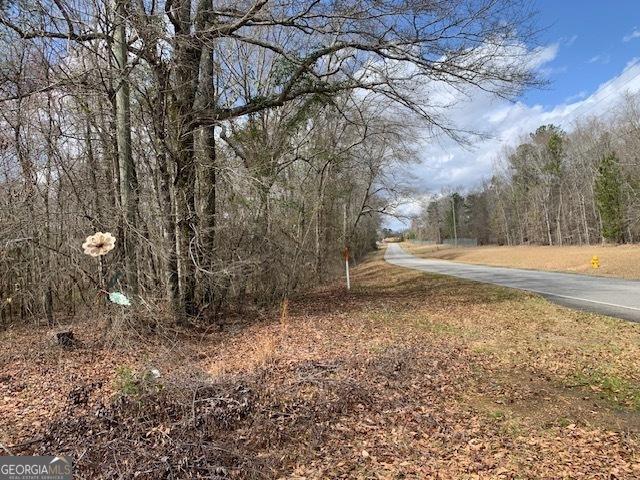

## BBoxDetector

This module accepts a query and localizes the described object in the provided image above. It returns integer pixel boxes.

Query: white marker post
[343,203,351,290]
[343,246,351,290]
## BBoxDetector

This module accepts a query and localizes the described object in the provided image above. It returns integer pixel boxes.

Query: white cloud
[565,90,587,102]
[587,54,610,64]
[409,57,640,195]
[530,43,560,68]
[564,35,578,47]
[623,29,640,42]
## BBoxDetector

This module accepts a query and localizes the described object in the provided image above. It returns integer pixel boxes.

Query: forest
[0,0,539,326]
[410,92,640,246]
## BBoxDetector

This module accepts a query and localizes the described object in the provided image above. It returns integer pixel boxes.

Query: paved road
[384,243,640,322]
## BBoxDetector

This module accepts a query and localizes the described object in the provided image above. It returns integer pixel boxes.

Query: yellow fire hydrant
[591,255,600,269]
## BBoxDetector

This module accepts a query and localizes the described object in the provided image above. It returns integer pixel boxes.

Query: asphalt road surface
[384,242,640,322]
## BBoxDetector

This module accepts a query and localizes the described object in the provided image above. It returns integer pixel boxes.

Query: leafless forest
[0,0,539,325]
[411,93,640,246]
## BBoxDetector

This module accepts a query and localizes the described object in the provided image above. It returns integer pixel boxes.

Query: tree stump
[50,329,75,348]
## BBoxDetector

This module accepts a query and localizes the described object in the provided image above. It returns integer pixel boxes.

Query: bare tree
[0,0,540,324]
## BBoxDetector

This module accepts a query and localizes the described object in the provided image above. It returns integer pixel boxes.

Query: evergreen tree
[595,152,624,243]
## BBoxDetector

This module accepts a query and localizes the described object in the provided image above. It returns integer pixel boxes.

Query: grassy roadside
[1,248,639,478]
[404,241,640,280]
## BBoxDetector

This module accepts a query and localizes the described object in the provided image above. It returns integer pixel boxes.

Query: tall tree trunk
[196,45,217,306]
[158,149,180,310]
[543,200,553,246]
[84,113,109,284]
[199,124,217,306]
[171,0,200,319]
[112,0,139,293]
[556,191,563,245]
[174,130,197,318]
[151,68,180,315]
[580,194,590,245]
[314,162,329,276]
[44,92,55,326]
[201,126,216,256]
[85,120,103,229]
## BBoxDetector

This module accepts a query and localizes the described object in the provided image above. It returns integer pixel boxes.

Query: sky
[391,0,640,228]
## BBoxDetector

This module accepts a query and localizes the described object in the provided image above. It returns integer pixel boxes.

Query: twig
[565,382,590,389]
[7,436,44,449]
[0,441,14,455]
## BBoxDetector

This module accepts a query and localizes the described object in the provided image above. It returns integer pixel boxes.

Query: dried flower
[82,232,116,257]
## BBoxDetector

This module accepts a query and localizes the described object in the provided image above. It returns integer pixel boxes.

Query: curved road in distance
[384,242,640,323]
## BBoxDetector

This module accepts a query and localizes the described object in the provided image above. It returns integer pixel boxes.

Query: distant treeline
[411,93,640,246]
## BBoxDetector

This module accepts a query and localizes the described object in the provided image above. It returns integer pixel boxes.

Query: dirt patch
[468,369,640,434]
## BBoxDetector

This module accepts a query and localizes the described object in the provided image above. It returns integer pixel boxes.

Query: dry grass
[404,241,640,279]
[1,249,640,478]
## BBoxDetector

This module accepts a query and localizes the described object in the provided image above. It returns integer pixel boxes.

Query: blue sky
[391,1,640,228]
[526,0,640,107]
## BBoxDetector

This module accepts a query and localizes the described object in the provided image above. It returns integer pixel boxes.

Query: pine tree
[595,152,624,243]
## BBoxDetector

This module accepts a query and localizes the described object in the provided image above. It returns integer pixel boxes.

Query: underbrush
[28,344,465,479]
[3,250,640,478]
